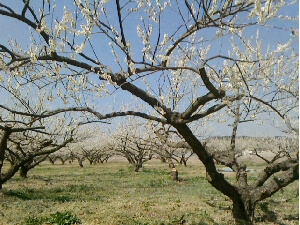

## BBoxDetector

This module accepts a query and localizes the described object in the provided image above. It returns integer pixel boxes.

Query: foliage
[22,216,48,225]
[48,211,82,225]
[22,211,81,225]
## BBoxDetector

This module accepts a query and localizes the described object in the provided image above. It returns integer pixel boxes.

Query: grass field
[0,158,298,225]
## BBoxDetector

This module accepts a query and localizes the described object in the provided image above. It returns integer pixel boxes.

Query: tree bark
[48,157,55,164]
[78,159,84,167]
[135,164,141,172]
[19,166,29,179]
[173,123,257,223]
[179,155,187,167]
[232,195,256,225]
[0,127,12,190]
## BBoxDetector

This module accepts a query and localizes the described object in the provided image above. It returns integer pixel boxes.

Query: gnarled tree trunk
[134,164,142,172]
[19,165,29,179]
[232,194,256,225]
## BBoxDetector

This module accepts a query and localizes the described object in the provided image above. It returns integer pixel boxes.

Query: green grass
[0,160,298,225]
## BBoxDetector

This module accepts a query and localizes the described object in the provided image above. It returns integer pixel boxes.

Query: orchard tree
[48,152,61,165]
[64,125,114,166]
[77,139,115,165]
[112,119,155,172]
[0,77,82,182]
[80,129,116,165]
[0,112,76,188]
[0,0,298,223]
[0,67,89,184]
[54,149,73,165]
[154,125,195,167]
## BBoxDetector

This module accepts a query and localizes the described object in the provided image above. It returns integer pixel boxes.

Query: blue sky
[0,0,298,137]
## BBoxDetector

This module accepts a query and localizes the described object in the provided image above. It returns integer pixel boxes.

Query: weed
[22,211,81,225]
[142,168,170,176]
[48,211,81,225]
[169,214,187,224]
[54,195,73,202]
[22,216,47,225]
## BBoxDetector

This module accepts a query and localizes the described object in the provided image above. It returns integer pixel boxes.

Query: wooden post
[172,167,178,181]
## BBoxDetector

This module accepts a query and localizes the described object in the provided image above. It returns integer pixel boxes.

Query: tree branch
[199,67,225,98]
[252,158,298,189]
[187,103,227,122]
[0,8,49,44]
[254,162,298,202]
[21,0,30,17]
[182,92,219,119]
[0,104,167,123]
[249,95,285,119]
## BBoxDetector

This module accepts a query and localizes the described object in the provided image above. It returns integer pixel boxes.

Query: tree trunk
[135,164,141,172]
[78,159,84,167]
[173,124,257,224]
[167,157,175,169]
[49,158,55,164]
[19,166,29,178]
[180,155,187,167]
[232,196,256,225]
[159,156,167,163]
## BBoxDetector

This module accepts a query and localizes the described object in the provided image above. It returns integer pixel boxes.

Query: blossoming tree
[0,100,76,188]
[0,0,298,223]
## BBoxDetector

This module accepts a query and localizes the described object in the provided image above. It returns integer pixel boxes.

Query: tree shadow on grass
[255,202,298,225]
[4,188,74,202]
[3,184,101,202]
[256,202,279,223]
[205,200,231,211]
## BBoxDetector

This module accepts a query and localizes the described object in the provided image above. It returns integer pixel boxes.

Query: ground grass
[0,159,298,225]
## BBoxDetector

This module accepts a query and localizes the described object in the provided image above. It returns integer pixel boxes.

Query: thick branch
[21,0,30,17]
[187,103,227,122]
[182,92,218,119]
[254,163,298,202]
[116,0,127,51]
[173,123,238,199]
[252,158,298,189]
[0,44,19,59]
[0,105,167,123]
[112,78,170,117]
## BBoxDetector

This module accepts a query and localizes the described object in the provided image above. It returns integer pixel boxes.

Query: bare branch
[21,0,30,17]
[249,95,285,119]
[0,8,49,44]
[199,67,225,98]
[254,161,298,202]
[252,158,298,189]
[182,92,219,119]
[187,103,227,122]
